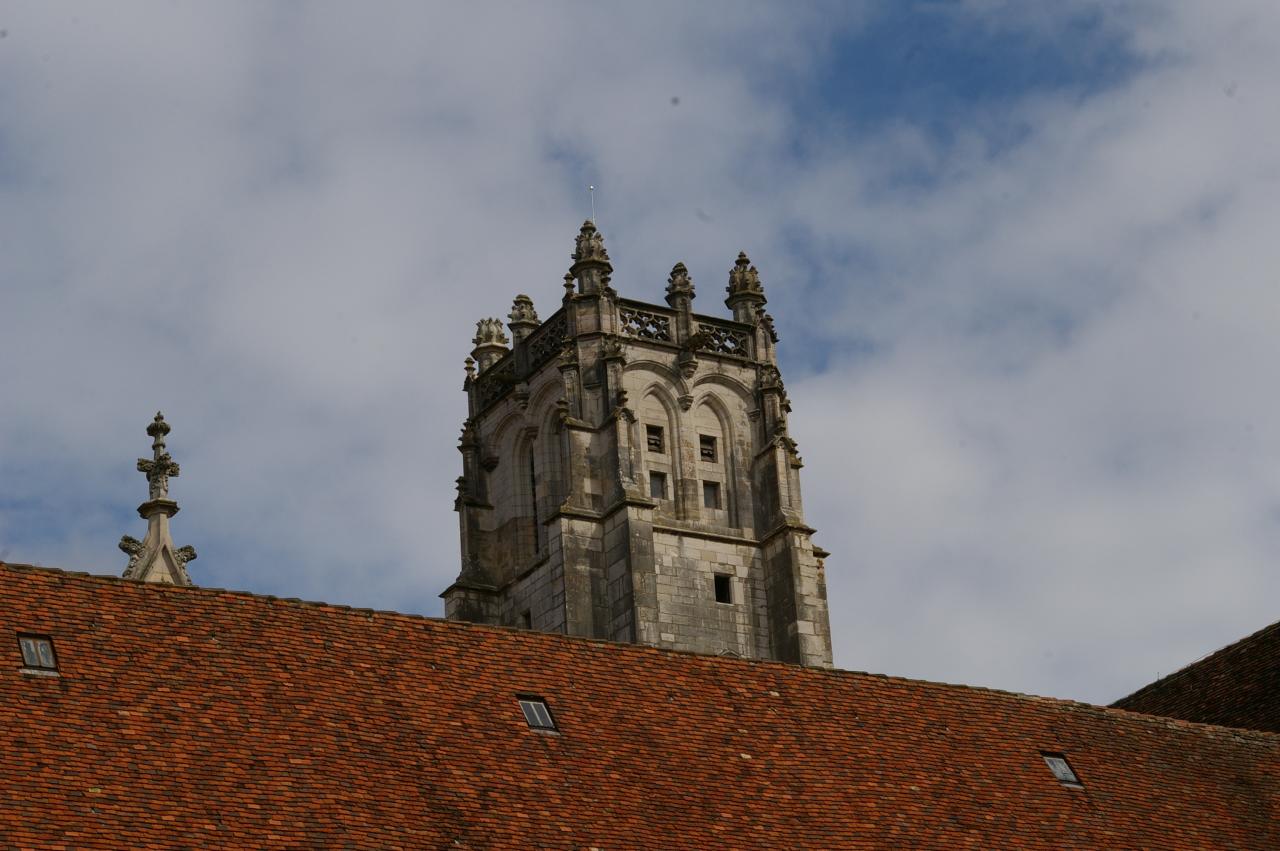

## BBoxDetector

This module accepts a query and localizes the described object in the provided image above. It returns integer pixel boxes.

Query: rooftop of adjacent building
[2,559,1277,848]
[1112,616,1280,733]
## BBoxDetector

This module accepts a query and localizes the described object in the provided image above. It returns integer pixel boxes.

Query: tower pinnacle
[569,219,613,294]
[119,412,197,586]
[725,251,766,323]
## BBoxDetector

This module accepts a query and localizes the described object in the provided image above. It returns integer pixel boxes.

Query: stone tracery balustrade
[619,305,673,342]
[696,321,751,357]
[474,355,517,408]
[525,309,568,369]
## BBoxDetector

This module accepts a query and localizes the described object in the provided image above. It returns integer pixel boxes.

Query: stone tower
[442,222,832,667]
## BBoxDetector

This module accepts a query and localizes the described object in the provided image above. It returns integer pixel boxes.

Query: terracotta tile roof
[1112,618,1280,734]
[2,561,1278,849]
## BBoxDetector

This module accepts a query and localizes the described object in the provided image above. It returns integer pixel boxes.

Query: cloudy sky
[3,1,1278,704]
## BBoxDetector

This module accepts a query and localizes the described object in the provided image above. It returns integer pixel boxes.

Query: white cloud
[791,1,1280,700]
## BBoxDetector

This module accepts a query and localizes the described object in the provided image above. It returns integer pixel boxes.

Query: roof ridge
[4,560,1276,744]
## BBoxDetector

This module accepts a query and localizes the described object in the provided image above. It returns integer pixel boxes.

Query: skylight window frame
[17,633,58,673]
[516,695,559,734]
[1041,752,1083,789]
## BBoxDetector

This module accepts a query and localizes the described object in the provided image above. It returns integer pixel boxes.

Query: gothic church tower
[442,222,832,667]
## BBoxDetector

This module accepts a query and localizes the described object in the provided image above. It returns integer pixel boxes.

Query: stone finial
[471,318,511,373]
[572,219,610,264]
[509,294,538,324]
[725,251,767,323]
[507,294,541,344]
[665,262,695,307]
[569,220,613,295]
[137,412,179,500]
[472,318,510,348]
[728,251,764,296]
[120,411,196,586]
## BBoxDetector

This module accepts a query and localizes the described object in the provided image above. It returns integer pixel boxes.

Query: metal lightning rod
[588,185,596,224]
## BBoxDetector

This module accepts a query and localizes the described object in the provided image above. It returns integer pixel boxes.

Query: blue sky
[3,1,1279,704]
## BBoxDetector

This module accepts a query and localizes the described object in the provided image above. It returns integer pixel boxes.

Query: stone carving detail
[459,420,479,448]
[508,294,539,325]
[619,306,672,342]
[696,322,750,357]
[665,262,695,303]
[118,535,144,573]
[137,412,180,500]
[526,310,568,368]
[473,318,510,347]
[573,220,610,264]
[760,364,783,389]
[558,340,578,369]
[727,251,764,298]
[758,311,779,343]
[600,335,626,361]
[678,348,699,379]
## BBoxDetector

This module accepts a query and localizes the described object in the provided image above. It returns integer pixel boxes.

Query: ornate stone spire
[665,262,695,307]
[471,318,510,373]
[119,412,196,586]
[725,251,767,323]
[569,220,613,295]
[507,294,540,344]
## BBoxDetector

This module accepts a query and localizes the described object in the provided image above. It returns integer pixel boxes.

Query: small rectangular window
[649,471,667,500]
[699,435,717,462]
[713,573,732,604]
[703,481,721,509]
[518,696,558,732]
[1041,752,1082,787]
[646,425,665,453]
[17,634,57,671]
[520,610,532,629]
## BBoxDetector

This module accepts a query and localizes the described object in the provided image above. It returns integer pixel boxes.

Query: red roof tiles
[2,561,1278,849]
[1113,618,1280,734]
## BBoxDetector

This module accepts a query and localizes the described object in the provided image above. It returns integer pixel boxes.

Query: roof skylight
[518,696,557,732]
[1041,752,1082,788]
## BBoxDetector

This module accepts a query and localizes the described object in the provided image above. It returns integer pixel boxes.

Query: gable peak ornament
[119,411,196,586]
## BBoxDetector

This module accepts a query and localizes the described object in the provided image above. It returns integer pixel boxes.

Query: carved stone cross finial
[137,411,181,500]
